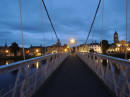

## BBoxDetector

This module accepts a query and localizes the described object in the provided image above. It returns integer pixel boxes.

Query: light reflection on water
[0,59,41,94]
[36,61,39,69]
[0,60,14,66]
[5,60,9,65]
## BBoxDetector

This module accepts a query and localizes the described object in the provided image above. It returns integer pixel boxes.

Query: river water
[0,59,16,95]
[0,59,14,66]
[0,59,40,96]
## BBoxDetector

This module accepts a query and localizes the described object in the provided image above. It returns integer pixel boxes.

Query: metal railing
[0,53,69,97]
[77,52,130,97]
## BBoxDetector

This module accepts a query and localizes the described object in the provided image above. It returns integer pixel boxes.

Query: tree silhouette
[9,42,19,57]
[101,40,109,54]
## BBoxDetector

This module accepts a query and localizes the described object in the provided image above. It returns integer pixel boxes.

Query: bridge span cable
[40,0,46,54]
[19,0,25,60]
[41,0,60,42]
[101,0,104,48]
[125,0,128,59]
[85,0,102,44]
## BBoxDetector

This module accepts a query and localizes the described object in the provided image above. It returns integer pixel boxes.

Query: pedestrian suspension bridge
[0,0,130,97]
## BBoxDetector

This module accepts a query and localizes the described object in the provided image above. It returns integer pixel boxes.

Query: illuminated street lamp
[128,48,130,51]
[68,38,77,52]
[67,45,70,48]
[64,48,67,52]
[36,49,39,53]
[36,62,39,69]
[117,44,121,47]
[69,38,76,44]
[5,50,9,53]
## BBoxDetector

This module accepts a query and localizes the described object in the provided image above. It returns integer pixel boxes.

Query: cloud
[0,0,129,46]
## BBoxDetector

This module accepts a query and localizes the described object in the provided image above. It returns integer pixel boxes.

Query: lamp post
[125,0,128,59]
[69,38,77,53]
[69,38,77,46]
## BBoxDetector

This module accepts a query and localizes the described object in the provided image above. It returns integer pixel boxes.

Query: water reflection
[5,60,9,65]
[0,59,40,70]
[28,64,30,68]
[36,62,39,69]
[0,59,14,66]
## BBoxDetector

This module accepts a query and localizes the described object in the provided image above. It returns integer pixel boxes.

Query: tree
[9,42,19,57]
[89,49,94,53]
[101,40,109,54]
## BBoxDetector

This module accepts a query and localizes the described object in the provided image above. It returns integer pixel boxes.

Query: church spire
[114,31,119,44]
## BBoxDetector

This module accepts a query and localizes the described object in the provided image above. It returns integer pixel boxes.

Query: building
[77,44,89,53]
[46,44,70,54]
[89,42,102,53]
[114,31,119,44]
[107,32,130,54]
[107,41,130,54]
[107,44,116,54]
[29,45,43,56]
[77,42,102,53]
[116,40,129,53]
[0,43,31,57]
[0,42,70,57]
[0,43,10,56]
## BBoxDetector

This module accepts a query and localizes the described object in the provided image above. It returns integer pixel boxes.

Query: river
[0,59,14,66]
[0,59,40,96]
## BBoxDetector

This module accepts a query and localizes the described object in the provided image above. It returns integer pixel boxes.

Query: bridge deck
[33,55,114,97]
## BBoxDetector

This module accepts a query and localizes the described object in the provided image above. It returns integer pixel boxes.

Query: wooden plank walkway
[33,55,115,97]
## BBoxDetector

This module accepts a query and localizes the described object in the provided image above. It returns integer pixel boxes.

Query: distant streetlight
[67,45,70,48]
[36,49,39,53]
[69,38,76,44]
[5,50,9,53]
[64,48,67,52]
[117,44,121,47]
[128,48,130,51]
[36,62,39,69]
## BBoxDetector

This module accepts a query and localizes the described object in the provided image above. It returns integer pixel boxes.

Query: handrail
[0,53,70,97]
[0,54,54,73]
[77,52,130,97]
[91,53,130,66]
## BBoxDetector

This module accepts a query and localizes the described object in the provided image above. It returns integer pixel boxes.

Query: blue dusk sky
[0,0,130,47]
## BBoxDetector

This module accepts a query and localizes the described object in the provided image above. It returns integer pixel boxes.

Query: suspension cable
[92,30,94,47]
[41,0,59,42]
[19,0,25,60]
[40,0,46,54]
[125,0,128,59]
[85,0,102,44]
[101,0,104,48]
[49,0,54,42]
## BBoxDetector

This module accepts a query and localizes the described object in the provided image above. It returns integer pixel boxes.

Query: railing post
[110,61,118,96]
[0,53,69,97]
[33,65,39,94]
[119,69,130,97]
[77,52,130,97]
[97,57,102,78]
[20,67,30,97]
[105,60,110,81]
[46,57,50,77]
[12,69,21,97]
